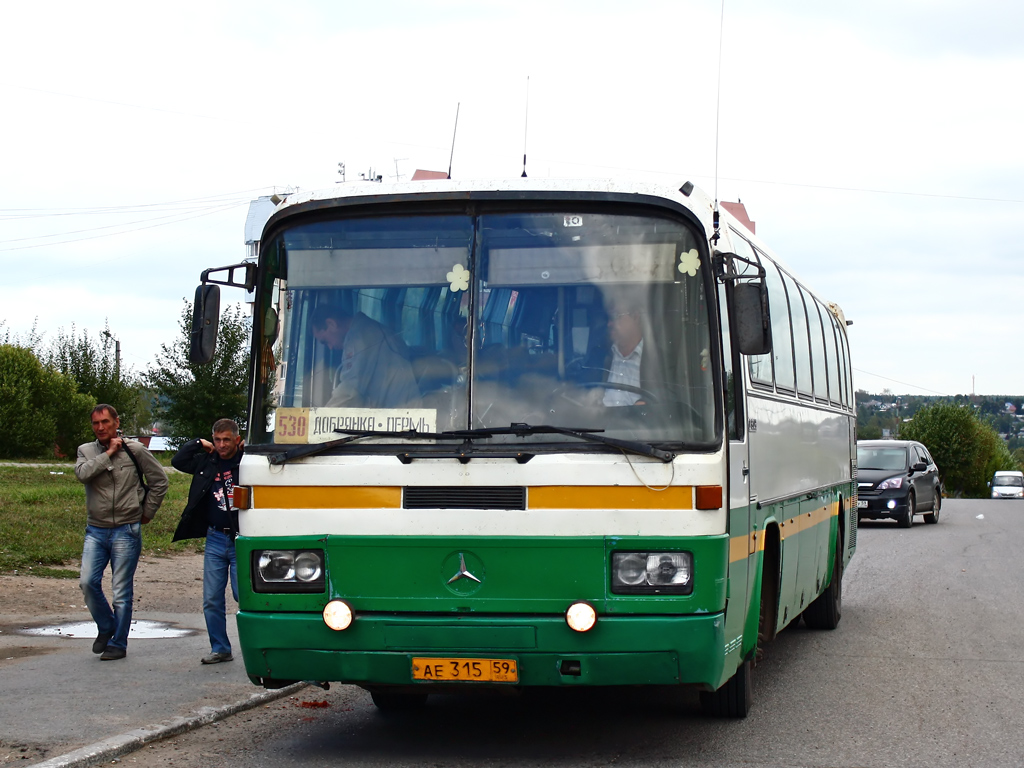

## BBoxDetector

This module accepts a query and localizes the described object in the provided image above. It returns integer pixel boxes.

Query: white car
[990,470,1024,499]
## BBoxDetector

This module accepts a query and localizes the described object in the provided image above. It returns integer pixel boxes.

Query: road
[31,499,1024,767]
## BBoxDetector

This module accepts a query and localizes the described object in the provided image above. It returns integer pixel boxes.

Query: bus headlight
[611,551,693,594]
[252,550,326,593]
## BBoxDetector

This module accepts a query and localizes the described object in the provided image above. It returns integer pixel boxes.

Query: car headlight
[876,476,904,491]
[252,549,326,593]
[611,552,693,594]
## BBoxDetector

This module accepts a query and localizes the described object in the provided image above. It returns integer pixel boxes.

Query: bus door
[720,282,754,639]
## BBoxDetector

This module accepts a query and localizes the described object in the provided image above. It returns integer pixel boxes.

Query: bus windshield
[251,209,717,449]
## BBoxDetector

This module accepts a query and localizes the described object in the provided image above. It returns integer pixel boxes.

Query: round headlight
[613,553,647,586]
[323,600,354,631]
[295,552,323,582]
[257,551,295,581]
[565,601,597,633]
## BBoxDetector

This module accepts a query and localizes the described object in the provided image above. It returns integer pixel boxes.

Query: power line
[0,201,247,245]
[853,367,950,397]
[0,201,248,253]
[0,187,272,218]
[533,157,1024,205]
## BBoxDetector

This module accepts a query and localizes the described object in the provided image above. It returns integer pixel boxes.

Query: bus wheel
[699,658,752,718]
[804,530,843,630]
[370,691,429,711]
[899,494,915,528]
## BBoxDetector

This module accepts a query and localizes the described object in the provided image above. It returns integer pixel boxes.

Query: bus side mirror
[190,284,221,364]
[733,281,772,355]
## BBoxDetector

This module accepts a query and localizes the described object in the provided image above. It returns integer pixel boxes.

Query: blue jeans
[203,529,238,654]
[80,523,142,651]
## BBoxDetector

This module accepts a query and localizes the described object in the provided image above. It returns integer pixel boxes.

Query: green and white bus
[193,178,857,717]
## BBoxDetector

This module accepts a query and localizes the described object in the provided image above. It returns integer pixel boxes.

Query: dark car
[856,439,942,527]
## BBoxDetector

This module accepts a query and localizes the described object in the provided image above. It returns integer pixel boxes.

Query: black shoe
[201,652,233,664]
[92,633,112,654]
[100,647,127,661]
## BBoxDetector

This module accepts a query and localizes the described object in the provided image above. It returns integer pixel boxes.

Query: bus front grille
[403,486,527,510]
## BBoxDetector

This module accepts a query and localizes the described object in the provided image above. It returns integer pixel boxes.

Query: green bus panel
[236,535,730,615]
[237,612,727,688]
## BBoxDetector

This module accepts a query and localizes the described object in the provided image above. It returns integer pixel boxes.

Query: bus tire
[923,492,940,524]
[370,690,429,711]
[699,658,753,718]
[899,493,915,528]
[804,529,843,630]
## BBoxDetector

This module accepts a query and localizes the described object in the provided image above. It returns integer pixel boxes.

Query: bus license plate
[857,500,868,508]
[411,657,518,683]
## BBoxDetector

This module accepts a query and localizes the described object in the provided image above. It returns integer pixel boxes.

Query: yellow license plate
[411,657,519,683]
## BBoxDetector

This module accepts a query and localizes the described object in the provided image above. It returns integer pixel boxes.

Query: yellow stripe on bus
[729,500,839,563]
[249,485,695,511]
[252,486,402,509]
[528,486,694,510]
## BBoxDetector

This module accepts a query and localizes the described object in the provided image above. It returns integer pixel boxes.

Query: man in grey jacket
[310,306,421,409]
[75,404,168,660]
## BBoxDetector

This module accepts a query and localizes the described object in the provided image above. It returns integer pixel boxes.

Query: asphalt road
[14,498,1024,767]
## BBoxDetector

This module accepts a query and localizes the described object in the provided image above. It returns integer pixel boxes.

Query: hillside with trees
[857,390,1024,496]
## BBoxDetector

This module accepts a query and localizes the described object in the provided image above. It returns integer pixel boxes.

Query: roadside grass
[0,463,199,577]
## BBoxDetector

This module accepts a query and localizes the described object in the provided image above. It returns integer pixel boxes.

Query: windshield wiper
[463,423,676,462]
[269,427,473,465]
[270,422,674,465]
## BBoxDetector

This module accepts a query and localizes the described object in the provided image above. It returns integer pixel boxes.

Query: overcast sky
[3,0,1023,397]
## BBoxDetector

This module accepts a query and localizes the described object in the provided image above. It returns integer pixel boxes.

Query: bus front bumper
[237,611,728,689]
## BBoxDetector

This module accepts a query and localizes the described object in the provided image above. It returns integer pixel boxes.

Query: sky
[2,0,1023,397]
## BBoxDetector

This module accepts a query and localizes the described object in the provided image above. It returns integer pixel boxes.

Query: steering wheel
[572,381,660,403]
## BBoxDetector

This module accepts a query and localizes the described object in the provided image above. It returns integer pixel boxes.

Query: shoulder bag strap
[120,439,150,496]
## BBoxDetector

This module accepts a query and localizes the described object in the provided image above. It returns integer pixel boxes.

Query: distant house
[134,436,173,452]
[411,169,448,180]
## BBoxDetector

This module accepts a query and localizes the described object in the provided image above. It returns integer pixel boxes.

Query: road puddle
[16,619,196,639]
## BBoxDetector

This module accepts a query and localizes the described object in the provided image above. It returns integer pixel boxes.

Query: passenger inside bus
[310,305,422,409]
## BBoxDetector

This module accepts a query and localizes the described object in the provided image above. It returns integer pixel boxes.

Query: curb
[30,682,308,768]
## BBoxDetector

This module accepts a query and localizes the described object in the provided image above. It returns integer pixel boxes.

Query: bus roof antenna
[447,103,460,180]
[711,0,726,244]
[521,76,530,178]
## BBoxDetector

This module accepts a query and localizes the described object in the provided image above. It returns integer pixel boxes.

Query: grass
[0,462,201,577]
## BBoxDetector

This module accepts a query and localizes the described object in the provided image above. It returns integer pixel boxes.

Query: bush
[900,402,1017,497]
[0,344,94,458]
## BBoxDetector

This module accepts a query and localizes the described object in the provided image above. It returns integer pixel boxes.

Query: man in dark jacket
[172,418,244,664]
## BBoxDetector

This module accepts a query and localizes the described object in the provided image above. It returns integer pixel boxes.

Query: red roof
[411,169,449,180]
[720,201,755,234]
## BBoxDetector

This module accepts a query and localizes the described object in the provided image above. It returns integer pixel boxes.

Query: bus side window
[783,272,813,397]
[728,234,772,387]
[807,294,829,402]
[837,316,853,409]
[761,257,795,393]
[818,298,842,406]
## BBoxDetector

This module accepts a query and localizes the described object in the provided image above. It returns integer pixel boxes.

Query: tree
[147,300,251,445]
[900,402,1017,498]
[46,323,145,433]
[0,344,94,458]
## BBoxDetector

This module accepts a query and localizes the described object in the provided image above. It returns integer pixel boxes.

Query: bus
[192,178,857,717]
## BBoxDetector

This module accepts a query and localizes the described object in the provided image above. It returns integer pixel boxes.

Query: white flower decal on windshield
[678,248,700,277]
[447,263,470,292]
